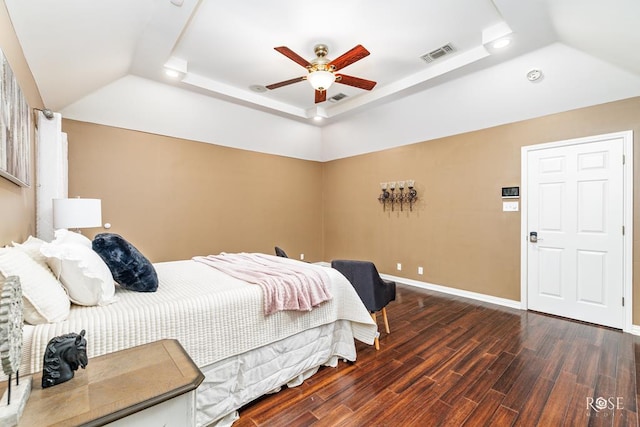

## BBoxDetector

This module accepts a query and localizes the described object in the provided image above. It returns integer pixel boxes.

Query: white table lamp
[52,198,102,232]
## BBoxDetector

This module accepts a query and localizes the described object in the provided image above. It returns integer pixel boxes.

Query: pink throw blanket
[193,253,333,315]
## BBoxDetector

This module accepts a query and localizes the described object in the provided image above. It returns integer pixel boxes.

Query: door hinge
[622,225,625,235]
[622,297,625,307]
[623,154,626,164]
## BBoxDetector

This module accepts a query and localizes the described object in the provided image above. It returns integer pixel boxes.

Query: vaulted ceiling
[6,0,640,123]
[4,0,640,161]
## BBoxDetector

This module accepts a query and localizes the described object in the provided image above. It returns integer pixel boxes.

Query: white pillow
[41,241,117,307]
[12,235,48,267]
[0,248,70,324]
[52,228,92,248]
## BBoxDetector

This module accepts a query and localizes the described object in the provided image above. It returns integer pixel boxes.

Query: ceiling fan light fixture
[307,70,335,91]
[268,44,374,103]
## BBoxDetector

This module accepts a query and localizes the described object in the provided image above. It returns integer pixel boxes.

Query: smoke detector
[526,69,543,82]
[250,85,267,92]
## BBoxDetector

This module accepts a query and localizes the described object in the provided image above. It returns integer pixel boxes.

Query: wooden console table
[19,339,204,426]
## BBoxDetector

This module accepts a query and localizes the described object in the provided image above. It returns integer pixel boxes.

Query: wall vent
[328,93,348,103]
[420,43,456,63]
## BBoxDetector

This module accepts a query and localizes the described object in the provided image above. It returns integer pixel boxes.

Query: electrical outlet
[397,263,402,271]
[300,253,304,260]
[418,266,423,275]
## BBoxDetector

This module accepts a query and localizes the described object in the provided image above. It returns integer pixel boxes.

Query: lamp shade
[307,70,335,91]
[53,198,102,229]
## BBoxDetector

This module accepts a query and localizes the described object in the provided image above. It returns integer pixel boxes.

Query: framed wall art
[0,47,31,187]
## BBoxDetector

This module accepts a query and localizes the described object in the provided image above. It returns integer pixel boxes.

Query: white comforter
[21,257,377,375]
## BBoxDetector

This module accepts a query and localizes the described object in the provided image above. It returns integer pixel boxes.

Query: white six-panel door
[525,135,626,329]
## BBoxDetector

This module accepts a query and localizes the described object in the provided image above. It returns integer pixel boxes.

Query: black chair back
[274,246,288,258]
[331,260,396,312]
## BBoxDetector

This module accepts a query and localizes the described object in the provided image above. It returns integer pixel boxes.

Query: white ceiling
[6,0,640,126]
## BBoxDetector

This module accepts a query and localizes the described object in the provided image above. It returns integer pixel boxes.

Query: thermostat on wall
[501,187,519,198]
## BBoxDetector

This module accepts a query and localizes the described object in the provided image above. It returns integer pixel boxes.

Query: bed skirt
[197,319,356,427]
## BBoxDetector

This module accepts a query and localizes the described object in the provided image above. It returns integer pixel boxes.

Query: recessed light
[163,57,187,79]
[313,116,323,122]
[250,85,267,93]
[482,21,513,51]
[492,38,511,49]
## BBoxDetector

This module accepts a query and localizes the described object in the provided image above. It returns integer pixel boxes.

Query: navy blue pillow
[92,233,158,292]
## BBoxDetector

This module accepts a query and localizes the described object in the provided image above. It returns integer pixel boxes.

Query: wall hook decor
[378,180,417,211]
[378,182,391,211]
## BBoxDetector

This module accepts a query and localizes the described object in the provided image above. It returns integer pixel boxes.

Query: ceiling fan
[266,44,377,104]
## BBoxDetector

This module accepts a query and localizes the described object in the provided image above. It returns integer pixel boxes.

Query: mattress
[20,257,377,377]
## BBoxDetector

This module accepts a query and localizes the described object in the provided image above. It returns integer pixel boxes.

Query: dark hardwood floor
[235,284,639,426]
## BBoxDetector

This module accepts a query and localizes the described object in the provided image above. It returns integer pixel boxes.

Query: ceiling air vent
[420,43,456,63]
[328,93,348,103]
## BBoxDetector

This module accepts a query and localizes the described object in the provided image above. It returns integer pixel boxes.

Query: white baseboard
[379,273,522,310]
[382,274,640,335]
[628,325,640,336]
[321,263,640,333]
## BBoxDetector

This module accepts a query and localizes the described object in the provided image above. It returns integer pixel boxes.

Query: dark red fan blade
[274,46,312,68]
[335,74,377,90]
[315,90,327,104]
[328,45,370,71]
[265,76,306,90]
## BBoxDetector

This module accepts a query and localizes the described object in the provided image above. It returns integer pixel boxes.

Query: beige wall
[65,98,639,321]
[0,3,43,245]
[62,120,324,263]
[323,97,640,320]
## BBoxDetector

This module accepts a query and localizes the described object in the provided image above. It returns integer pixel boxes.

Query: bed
[1,237,377,426]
